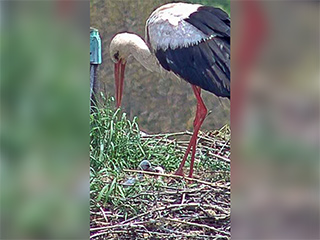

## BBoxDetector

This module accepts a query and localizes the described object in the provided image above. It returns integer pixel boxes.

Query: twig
[123,169,230,189]
[218,139,230,154]
[207,152,230,163]
[163,217,231,236]
[120,202,202,225]
[90,220,146,232]
[99,207,108,223]
[141,131,191,138]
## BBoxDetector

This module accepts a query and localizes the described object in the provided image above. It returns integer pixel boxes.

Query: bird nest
[90,128,230,240]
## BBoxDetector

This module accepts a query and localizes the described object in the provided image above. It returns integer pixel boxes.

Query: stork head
[110,33,132,108]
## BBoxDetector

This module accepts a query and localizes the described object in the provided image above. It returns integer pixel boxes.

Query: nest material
[90,129,230,239]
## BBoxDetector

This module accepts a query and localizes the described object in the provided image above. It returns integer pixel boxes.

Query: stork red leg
[175,85,207,177]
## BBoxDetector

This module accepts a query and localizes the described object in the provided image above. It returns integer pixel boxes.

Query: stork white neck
[110,33,160,73]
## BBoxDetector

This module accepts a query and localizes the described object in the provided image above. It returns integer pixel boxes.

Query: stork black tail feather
[155,37,230,99]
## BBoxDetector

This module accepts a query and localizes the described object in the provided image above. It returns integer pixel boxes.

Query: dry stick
[94,221,110,226]
[131,186,207,198]
[136,227,215,238]
[197,134,221,143]
[197,140,229,150]
[142,130,226,148]
[93,202,222,233]
[125,202,229,224]
[90,220,148,235]
[136,231,184,238]
[159,225,187,235]
[123,169,230,190]
[99,207,108,223]
[163,217,231,236]
[176,144,229,164]
[205,151,230,163]
[141,131,192,138]
[162,187,208,195]
[181,192,186,204]
[121,182,230,213]
[136,228,197,238]
[218,141,230,155]
[119,203,202,225]
[91,219,153,232]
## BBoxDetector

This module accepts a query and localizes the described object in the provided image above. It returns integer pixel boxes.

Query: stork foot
[174,168,184,177]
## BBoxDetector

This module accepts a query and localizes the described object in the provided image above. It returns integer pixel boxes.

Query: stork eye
[113,51,119,61]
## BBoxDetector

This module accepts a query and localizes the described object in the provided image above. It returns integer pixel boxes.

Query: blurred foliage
[1,1,89,239]
[232,1,319,239]
[90,0,230,134]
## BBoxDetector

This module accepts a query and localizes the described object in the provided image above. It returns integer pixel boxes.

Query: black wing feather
[185,6,230,38]
[154,6,230,99]
[155,39,230,98]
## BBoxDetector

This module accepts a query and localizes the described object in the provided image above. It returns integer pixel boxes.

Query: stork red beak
[114,60,126,108]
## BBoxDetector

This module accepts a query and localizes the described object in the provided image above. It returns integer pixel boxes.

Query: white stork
[109,2,230,178]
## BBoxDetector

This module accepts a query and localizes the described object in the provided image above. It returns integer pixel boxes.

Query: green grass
[90,96,231,239]
[90,95,230,212]
[90,96,183,209]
